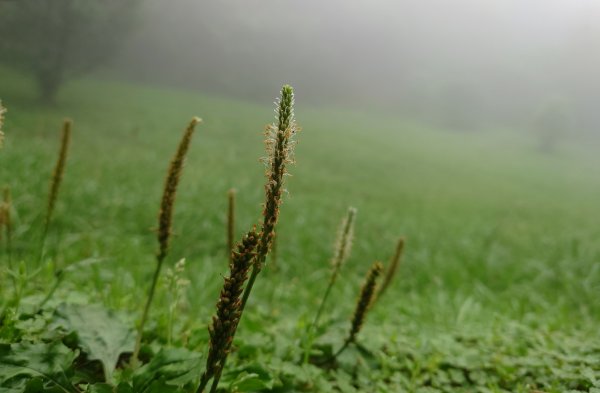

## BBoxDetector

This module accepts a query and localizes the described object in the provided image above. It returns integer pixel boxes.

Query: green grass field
[1,68,599,392]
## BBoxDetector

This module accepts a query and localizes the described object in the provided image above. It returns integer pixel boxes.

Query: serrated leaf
[0,341,76,392]
[220,364,275,392]
[53,303,134,381]
[132,347,202,393]
[229,372,273,391]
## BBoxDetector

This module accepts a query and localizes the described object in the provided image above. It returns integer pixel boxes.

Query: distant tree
[533,96,571,154]
[0,0,139,103]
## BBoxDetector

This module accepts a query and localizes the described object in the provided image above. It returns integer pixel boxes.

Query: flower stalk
[197,230,258,393]
[133,117,201,363]
[332,261,383,359]
[240,85,298,310]
[377,237,405,300]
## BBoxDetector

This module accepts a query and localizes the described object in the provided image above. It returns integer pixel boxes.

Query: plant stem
[227,189,235,263]
[133,254,164,363]
[36,270,64,312]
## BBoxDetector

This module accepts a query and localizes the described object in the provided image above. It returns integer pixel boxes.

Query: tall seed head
[157,117,201,261]
[331,207,357,271]
[46,119,72,229]
[201,230,258,387]
[378,237,405,298]
[255,85,299,271]
[347,261,383,344]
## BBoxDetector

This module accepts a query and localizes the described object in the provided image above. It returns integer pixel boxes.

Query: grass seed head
[378,237,405,298]
[255,85,298,271]
[331,207,357,271]
[201,229,259,386]
[157,117,201,261]
[347,261,383,344]
[45,119,72,229]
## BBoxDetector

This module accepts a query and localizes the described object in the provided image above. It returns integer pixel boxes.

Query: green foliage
[52,304,135,381]
[0,71,599,391]
[0,341,77,392]
[132,348,202,392]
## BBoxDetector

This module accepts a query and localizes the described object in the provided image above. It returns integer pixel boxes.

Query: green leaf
[86,382,133,393]
[53,303,135,382]
[221,364,275,392]
[0,341,77,393]
[86,383,113,393]
[132,347,202,393]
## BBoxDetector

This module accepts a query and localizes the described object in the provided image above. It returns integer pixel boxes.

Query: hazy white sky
[114,0,600,133]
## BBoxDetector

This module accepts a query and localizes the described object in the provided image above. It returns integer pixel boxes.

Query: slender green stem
[227,189,235,263]
[310,270,338,335]
[332,339,351,360]
[36,271,64,312]
[208,360,226,393]
[133,255,165,363]
[239,266,258,312]
[303,271,338,363]
[303,207,356,363]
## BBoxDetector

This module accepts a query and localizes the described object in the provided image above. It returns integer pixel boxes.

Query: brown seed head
[202,230,258,383]
[331,207,357,272]
[347,261,383,344]
[255,85,298,271]
[378,237,405,298]
[157,117,201,261]
[46,119,72,229]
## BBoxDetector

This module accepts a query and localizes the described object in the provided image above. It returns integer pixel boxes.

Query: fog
[1,0,599,140]
[107,0,600,138]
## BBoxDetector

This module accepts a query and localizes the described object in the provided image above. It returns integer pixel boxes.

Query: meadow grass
[1,67,599,391]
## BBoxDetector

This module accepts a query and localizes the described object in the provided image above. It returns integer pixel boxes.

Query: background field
[1,67,600,392]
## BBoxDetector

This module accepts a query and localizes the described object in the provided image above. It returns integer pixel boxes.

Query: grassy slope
[1,69,599,391]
